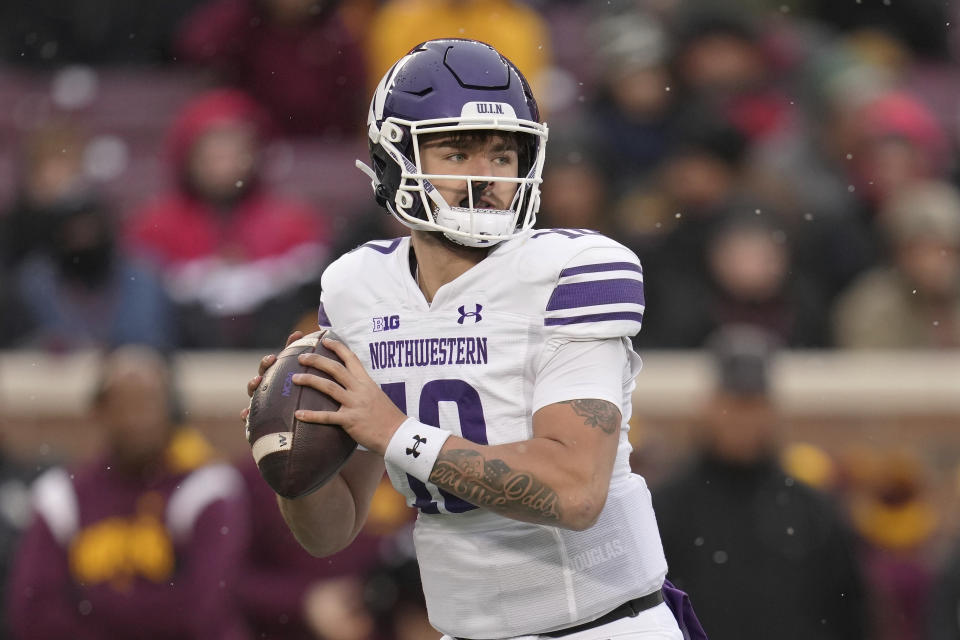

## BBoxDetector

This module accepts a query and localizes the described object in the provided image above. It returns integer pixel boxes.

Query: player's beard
[423,191,511,252]
[417,228,492,257]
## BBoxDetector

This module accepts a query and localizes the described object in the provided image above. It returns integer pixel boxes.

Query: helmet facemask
[360,113,548,248]
[356,39,549,246]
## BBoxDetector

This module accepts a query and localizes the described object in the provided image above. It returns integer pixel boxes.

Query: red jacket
[128,88,328,266]
[124,90,330,342]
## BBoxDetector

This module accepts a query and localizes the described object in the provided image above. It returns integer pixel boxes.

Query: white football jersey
[318,229,667,638]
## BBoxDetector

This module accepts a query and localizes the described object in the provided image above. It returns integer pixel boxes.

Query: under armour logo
[278,434,287,447]
[406,435,427,458]
[457,304,483,324]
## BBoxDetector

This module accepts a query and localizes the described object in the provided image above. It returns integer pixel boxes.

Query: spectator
[0,274,30,349]
[850,91,952,216]
[929,527,960,640]
[640,115,751,282]
[1,122,89,270]
[810,0,951,60]
[640,208,830,349]
[0,404,44,640]
[13,194,175,352]
[175,0,366,137]
[301,577,375,640]
[538,134,614,233]
[363,533,437,640]
[233,456,387,640]
[833,180,960,348]
[653,325,867,640]
[6,346,250,640]
[756,85,950,281]
[0,0,197,65]
[365,0,552,98]
[745,43,883,305]
[617,117,754,345]
[584,11,678,184]
[841,447,937,640]
[671,10,794,143]
[125,89,331,348]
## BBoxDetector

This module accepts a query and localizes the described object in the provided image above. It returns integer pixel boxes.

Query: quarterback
[245,39,694,639]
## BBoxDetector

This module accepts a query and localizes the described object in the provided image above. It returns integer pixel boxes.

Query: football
[245,329,357,498]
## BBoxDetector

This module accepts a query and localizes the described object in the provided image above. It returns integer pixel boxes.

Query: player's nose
[465,154,497,176]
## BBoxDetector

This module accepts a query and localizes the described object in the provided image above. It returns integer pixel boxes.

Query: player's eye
[444,152,466,162]
[492,150,518,165]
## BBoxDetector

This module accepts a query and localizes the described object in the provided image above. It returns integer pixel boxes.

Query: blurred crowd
[0,0,960,638]
[0,345,429,640]
[2,0,960,353]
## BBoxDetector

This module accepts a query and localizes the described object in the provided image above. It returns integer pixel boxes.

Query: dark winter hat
[708,324,779,395]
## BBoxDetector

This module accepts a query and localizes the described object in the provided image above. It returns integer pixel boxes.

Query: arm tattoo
[428,450,562,523]
[563,399,620,435]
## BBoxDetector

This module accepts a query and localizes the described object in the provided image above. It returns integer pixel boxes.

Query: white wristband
[384,419,451,484]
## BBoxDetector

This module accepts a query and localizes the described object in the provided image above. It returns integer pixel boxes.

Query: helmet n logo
[457,304,483,324]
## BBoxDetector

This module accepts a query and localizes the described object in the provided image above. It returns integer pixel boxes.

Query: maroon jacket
[234,456,383,640]
[176,0,367,137]
[7,453,250,640]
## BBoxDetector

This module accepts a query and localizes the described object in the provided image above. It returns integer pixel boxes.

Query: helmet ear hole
[397,191,415,209]
[384,123,405,143]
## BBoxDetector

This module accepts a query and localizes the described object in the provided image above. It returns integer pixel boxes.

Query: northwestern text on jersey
[369,337,488,370]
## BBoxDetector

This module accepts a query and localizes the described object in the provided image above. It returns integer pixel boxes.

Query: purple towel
[662,579,709,640]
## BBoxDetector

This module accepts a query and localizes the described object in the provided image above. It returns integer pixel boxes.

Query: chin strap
[355,159,378,187]
[356,160,392,208]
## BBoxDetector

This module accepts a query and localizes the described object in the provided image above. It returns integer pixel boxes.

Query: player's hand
[239,330,304,424]
[292,336,408,455]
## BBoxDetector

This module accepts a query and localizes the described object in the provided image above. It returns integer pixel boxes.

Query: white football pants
[440,602,684,640]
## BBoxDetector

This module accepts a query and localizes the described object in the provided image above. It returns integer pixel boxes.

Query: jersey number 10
[381,380,488,514]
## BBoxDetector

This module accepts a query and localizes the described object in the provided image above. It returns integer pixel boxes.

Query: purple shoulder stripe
[317,303,331,327]
[559,261,642,278]
[544,311,644,326]
[547,278,645,311]
[351,238,403,254]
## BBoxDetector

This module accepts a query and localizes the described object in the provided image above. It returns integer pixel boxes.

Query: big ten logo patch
[372,315,401,332]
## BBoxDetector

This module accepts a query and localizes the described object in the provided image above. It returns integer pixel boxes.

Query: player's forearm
[428,437,609,530]
[277,452,384,557]
[277,474,358,557]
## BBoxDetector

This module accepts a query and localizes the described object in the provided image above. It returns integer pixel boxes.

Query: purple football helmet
[356,39,549,247]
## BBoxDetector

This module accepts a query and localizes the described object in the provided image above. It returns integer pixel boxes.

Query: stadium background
[0,0,959,638]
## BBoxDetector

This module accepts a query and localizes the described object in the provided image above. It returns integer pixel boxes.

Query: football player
[244,39,697,640]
